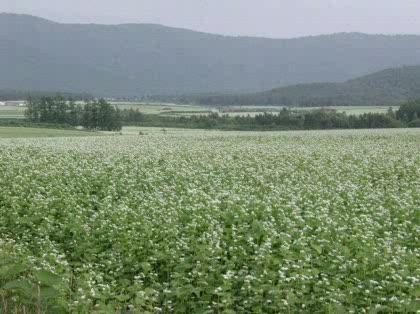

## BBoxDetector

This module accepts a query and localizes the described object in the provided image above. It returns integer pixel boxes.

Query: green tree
[396,100,420,123]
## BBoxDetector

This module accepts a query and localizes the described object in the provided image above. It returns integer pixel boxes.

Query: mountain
[1,13,420,97]
[188,66,420,106]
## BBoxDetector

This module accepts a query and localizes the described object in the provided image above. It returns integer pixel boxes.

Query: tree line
[122,100,420,130]
[24,96,420,131]
[25,96,122,131]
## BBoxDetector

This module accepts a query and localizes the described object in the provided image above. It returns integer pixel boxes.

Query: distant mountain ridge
[1,13,420,96]
[188,65,420,106]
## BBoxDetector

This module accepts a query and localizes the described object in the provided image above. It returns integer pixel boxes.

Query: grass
[0,127,95,138]
[0,128,418,312]
[111,102,213,115]
[0,105,25,119]
[118,126,219,136]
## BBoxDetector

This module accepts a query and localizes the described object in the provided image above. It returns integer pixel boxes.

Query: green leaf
[287,292,297,304]
[3,279,35,296]
[115,294,130,302]
[311,243,323,254]
[33,270,62,286]
[328,304,348,314]
[40,286,60,299]
[0,264,27,279]
[48,305,68,314]
[140,262,152,273]
[92,303,115,314]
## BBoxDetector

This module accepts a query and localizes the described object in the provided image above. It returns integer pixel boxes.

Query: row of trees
[25,97,122,131]
[24,96,420,131]
[122,101,420,130]
[159,110,401,130]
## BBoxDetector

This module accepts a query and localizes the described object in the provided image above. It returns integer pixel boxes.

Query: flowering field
[0,129,419,313]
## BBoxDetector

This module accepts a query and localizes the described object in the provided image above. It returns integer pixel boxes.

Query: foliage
[82,99,122,131]
[25,97,122,131]
[25,96,81,125]
[0,127,92,138]
[0,129,419,312]
[0,238,69,313]
[123,108,407,130]
[408,119,420,127]
[23,99,416,131]
[396,99,420,123]
[120,108,145,124]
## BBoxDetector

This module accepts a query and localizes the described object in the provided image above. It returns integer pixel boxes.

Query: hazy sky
[2,0,420,38]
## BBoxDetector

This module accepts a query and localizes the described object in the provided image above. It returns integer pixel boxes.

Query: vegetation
[0,102,403,121]
[0,106,26,119]
[174,66,420,106]
[0,89,92,101]
[2,11,419,314]
[81,100,122,131]
[19,96,420,132]
[396,99,420,126]
[111,102,212,115]
[0,129,418,312]
[0,127,93,138]
[120,102,420,130]
[2,14,420,96]
[25,96,122,131]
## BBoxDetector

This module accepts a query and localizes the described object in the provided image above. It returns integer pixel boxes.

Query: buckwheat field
[0,128,419,313]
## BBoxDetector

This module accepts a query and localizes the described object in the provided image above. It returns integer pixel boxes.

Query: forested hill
[184,66,420,106]
[0,89,93,101]
[2,13,420,97]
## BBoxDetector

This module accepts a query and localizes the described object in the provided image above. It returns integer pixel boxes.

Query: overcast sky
[2,0,420,38]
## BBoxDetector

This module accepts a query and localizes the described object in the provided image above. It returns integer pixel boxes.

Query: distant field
[294,105,400,115]
[118,126,227,136]
[0,105,26,119]
[0,103,401,120]
[110,102,214,115]
[0,127,94,138]
[113,103,400,117]
[221,105,400,116]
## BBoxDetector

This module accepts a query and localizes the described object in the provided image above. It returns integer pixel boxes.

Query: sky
[2,0,420,38]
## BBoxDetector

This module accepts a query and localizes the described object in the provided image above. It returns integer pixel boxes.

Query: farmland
[0,127,94,138]
[0,105,26,119]
[110,102,213,116]
[0,128,418,312]
[220,105,401,117]
[0,102,400,120]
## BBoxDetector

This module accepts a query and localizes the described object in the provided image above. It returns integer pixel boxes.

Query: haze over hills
[1,13,420,97]
[187,65,420,106]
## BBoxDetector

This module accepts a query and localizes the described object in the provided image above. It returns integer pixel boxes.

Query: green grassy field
[0,128,418,313]
[0,105,26,119]
[110,102,214,116]
[0,127,94,138]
